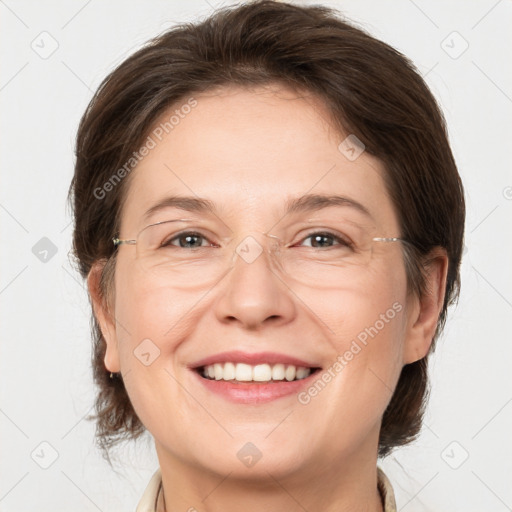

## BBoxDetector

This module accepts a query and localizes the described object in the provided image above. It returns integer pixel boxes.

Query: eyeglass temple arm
[112,237,136,246]
[372,237,402,243]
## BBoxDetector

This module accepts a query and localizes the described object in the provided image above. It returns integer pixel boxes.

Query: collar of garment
[136,465,397,512]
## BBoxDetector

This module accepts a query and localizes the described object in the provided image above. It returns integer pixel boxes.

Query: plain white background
[1,0,511,510]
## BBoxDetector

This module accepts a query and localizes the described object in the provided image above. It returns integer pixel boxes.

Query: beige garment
[136,465,397,512]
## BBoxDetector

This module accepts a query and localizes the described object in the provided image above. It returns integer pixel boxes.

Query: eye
[162,231,215,249]
[297,231,352,249]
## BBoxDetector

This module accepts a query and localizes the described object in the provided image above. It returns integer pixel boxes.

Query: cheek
[315,263,407,396]
[110,261,185,379]
[113,255,199,341]
[323,295,405,389]
[110,268,196,429]
[320,258,407,336]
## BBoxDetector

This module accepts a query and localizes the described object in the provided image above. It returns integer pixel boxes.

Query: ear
[403,247,449,364]
[87,260,121,373]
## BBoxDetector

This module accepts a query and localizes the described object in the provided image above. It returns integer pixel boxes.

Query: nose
[213,233,296,330]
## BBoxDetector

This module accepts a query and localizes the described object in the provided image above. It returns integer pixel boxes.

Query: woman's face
[93,84,431,480]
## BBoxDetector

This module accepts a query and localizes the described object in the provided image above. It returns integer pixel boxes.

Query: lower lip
[192,369,320,404]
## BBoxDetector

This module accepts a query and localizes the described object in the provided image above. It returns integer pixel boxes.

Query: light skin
[88,83,448,512]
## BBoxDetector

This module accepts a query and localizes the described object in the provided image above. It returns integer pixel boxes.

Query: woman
[68,1,465,510]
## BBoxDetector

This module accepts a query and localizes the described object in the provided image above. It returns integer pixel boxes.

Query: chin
[200,449,309,482]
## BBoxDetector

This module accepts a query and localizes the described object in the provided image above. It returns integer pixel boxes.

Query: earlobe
[87,260,121,373]
[403,248,449,365]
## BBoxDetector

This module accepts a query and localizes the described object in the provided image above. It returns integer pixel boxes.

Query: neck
[155,440,384,512]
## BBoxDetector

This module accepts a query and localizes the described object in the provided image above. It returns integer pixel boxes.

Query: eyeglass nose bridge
[230,232,283,268]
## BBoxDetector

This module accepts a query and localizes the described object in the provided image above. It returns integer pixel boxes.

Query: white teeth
[214,363,223,380]
[235,363,253,381]
[271,363,285,380]
[296,367,310,380]
[285,365,296,381]
[200,362,313,382]
[253,364,272,382]
[223,362,236,380]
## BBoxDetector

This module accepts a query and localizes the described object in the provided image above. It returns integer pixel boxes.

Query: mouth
[189,351,323,404]
[196,362,322,383]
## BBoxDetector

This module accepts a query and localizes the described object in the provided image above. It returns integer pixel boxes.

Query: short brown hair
[68,0,465,460]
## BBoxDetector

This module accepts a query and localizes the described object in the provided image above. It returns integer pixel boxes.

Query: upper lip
[189,351,322,369]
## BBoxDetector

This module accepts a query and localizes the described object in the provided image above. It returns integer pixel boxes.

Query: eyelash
[162,230,353,249]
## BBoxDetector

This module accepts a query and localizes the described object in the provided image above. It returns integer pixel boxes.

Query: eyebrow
[142,193,373,223]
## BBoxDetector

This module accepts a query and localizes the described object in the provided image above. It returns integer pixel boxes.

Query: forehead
[120,84,398,233]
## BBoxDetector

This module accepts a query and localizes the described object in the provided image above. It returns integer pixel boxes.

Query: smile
[189,351,323,404]
[199,362,317,382]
